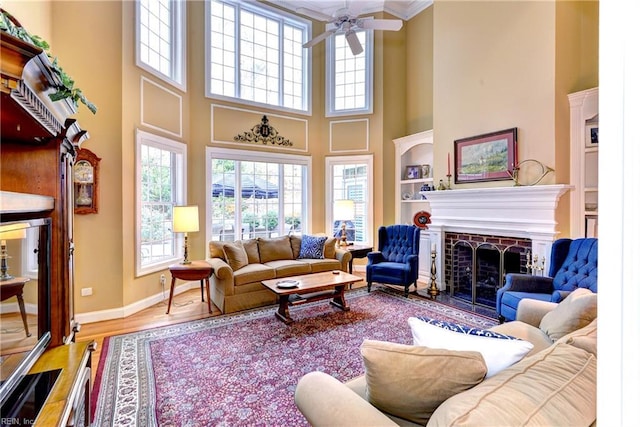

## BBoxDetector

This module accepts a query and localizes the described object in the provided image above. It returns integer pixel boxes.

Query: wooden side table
[345,245,374,274]
[167,261,213,314]
[0,276,31,337]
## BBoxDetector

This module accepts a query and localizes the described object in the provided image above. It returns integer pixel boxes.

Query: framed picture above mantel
[454,128,518,184]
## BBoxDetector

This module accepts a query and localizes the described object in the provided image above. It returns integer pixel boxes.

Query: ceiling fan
[300,2,403,56]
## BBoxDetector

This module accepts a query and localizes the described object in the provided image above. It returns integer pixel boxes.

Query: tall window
[326,29,373,116]
[206,148,310,243]
[326,155,374,244]
[206,0,311,114]
[136,0,186,90]
[136,130,187,276]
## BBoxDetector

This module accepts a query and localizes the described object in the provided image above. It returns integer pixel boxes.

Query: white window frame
[205,147,312,248]
[325,155,374,245]
[135,129,187,276]
[135,0,187,91]
[326,27,374,117]
[204,0,312,115]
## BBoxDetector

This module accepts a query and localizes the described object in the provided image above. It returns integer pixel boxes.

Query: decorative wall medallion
[234,115,293,146]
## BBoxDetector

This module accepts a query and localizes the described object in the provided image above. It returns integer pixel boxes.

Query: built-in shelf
[569,87,599,238]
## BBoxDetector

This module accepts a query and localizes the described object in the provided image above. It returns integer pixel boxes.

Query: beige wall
[405,7,434,134]
[432,0,597,235]
[2,1,597,318]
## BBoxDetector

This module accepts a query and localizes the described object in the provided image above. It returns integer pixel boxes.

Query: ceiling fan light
[345,30,363,55]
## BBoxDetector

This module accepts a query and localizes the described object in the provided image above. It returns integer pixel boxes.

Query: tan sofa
[295,291,597,427]
[206,235,352,313]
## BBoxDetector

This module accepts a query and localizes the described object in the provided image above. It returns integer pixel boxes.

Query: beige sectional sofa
[295,289,597,427]
[206,235,352,313]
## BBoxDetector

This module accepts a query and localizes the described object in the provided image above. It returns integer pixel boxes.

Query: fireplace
[445,232,531,307]
[424,185,572,304]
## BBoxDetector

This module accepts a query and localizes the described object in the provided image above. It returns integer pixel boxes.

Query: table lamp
[172,205,199,264]
[0,223,29,281]
[334,199,355,246]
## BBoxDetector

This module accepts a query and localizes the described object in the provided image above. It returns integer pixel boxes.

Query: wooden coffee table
[262,271,362,324]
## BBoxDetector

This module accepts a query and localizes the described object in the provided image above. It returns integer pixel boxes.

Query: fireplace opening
[446,233,531,309]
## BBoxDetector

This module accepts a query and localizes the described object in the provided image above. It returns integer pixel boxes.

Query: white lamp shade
[334,199,355,221]
[172,206,199,233]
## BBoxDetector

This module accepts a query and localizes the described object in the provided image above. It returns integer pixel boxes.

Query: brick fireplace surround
[425,185,572,293]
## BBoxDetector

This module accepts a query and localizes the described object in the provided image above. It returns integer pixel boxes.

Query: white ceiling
[265,0,433,21]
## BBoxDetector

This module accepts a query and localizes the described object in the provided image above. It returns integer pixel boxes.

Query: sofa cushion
[557,317,597,356]
[233,263,276,286]
[408,317,533,378]
[539,288,597,341]
[324,237,337,259]
[298,235,328,259]
[360,339,487,426]
[263,260,312,277]
[489,320,553,357]
[257,236,293,262]
[427,343,597,427]
[243,239,260,264]
[223,241,249,271]
[305,258,342,273]
[209,241,226,259]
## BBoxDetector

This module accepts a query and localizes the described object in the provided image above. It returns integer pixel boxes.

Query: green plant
[263,211,279,231]
[0,8,97,114]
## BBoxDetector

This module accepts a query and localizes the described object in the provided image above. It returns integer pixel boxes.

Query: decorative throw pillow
[408,317,533,378]
[222,240,249,271]
[360,339,487,425]
[257,236,293,262]
[539,288,597,342]
[298,235,327,259]
[324,237,337,259]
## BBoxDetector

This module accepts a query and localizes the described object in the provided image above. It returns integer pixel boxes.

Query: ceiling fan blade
[296,7,333,22]
[302,29,335,48]
[359,18,403,31]
[345,30,363,56]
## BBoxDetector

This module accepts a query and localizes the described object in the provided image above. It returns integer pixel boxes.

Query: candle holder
[446,174,452,190]
[428,248,440,299]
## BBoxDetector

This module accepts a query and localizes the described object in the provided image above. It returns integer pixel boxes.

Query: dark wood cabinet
[1,30,93,425]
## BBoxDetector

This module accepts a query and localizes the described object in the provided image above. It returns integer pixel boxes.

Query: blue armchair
[496,238,598,323]
[366,225,420,297]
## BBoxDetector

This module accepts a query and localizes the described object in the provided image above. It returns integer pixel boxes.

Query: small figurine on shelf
[437,179,446,190]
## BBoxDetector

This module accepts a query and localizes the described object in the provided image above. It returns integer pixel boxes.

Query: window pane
[330,161,370,244]
[329,29,371,115]
[137,0,183,86]
[210,156,306,241]
[207,0,308,112]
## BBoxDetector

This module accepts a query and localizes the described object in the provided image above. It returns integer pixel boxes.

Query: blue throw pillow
[298,235,327,259]
[415,317,519,340]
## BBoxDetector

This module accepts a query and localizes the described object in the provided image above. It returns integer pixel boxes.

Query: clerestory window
[205,0,311,114]
[326,28,373,116]
[136,0,186,91]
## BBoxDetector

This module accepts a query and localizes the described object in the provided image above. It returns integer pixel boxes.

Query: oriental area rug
[91,286,497,427]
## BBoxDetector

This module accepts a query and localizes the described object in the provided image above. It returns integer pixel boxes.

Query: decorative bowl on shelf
[585,203,598,211]
[402,192,413,200]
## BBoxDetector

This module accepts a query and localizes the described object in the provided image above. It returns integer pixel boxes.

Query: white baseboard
[74,281,200,325]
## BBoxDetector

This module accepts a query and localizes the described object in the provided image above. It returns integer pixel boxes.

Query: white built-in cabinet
[568,87,599,238]
[393,130,434,283]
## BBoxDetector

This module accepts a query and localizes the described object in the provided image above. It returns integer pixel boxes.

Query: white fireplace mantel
[426,184,573,289]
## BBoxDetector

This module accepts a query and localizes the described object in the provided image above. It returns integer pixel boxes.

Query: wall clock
[73,148,101,214]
